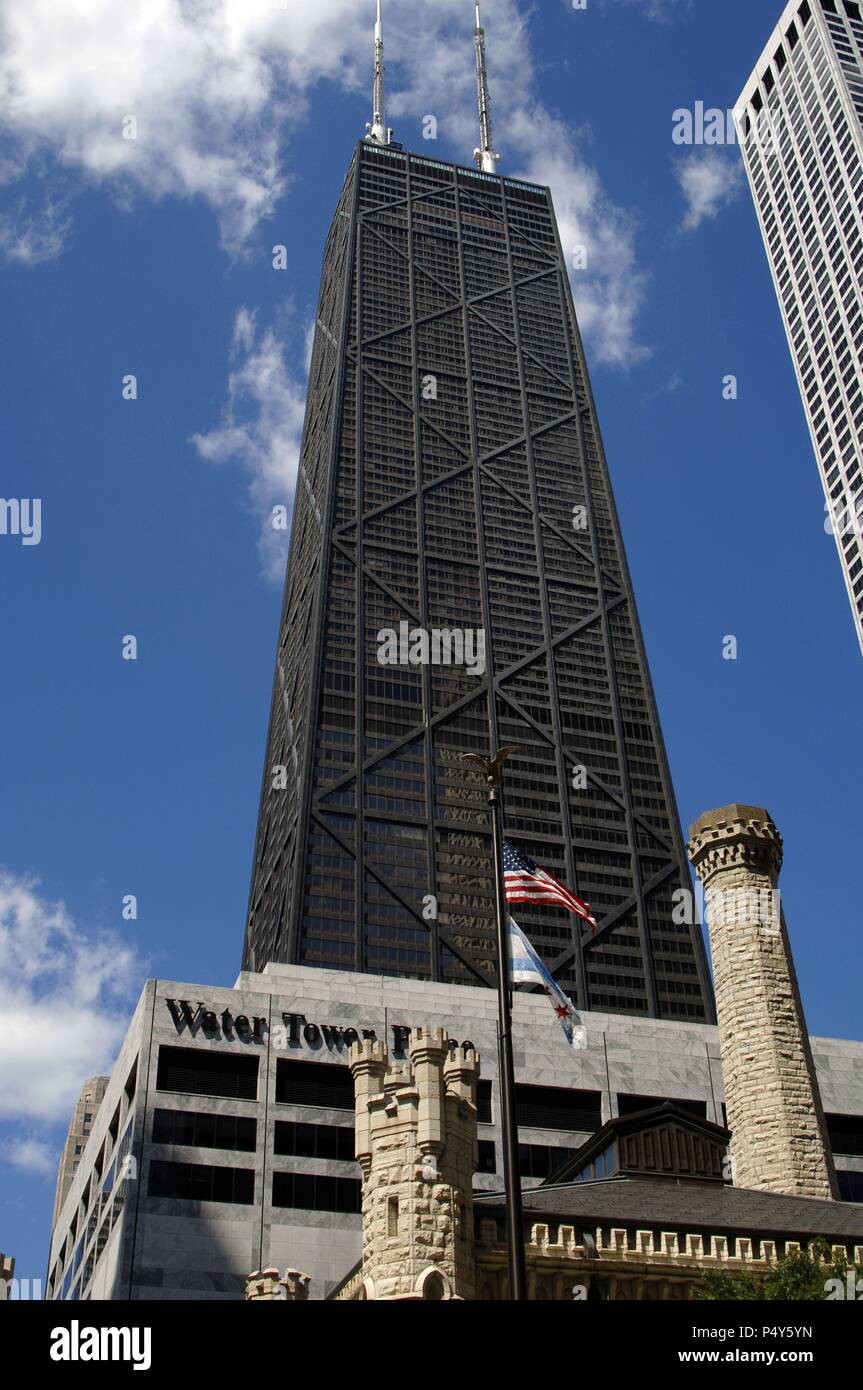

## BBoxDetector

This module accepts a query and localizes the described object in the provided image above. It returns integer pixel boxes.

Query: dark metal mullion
[405,155,442,981]
[361,361,471,461]
[309,812,489,986]
[333,460,473,538]
[360,297,467,352]
[314,683,488,799]
[458,184,558,264]
[354,163,367,977]
[500,185,589,1011]
[555,189,714,1019]
[468,264,557,309]
[486,407,579,446]
[469,302,574,395]
[496,595,625,684]
[546,188,658,1018]
[363,217,462,308]
[284,146,361,970]
[454,167,500,989]
[331,538,422,626]
[547,860,681,975]
[477,458,615,580]
[323,602,614,794]
[470,373,570,404]
[493,682,676,854]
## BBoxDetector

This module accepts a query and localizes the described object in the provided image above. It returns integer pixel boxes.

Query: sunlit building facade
[738,0,863,653]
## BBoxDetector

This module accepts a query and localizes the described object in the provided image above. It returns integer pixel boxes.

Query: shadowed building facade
[242,139,714,1022]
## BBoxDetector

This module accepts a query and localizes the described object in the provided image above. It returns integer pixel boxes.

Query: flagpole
[465,742,527,1301]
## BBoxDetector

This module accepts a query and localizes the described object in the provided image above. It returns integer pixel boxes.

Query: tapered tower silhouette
[242,3,714,1022]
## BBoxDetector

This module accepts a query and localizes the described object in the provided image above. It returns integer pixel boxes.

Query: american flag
[503,840,597,929]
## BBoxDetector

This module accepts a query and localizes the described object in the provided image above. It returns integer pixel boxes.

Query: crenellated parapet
[344,1028,481,1300]
[244,1267,311,1301]
[473,1223,863,1301]
[687,803,783,885]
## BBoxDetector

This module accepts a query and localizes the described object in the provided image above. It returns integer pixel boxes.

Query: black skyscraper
[242,139,714,1022]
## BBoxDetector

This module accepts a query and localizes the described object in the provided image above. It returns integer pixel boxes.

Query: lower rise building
[51,1076,109,1234]
[46,960,863,1301]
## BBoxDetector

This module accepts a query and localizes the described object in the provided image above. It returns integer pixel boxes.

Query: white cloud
[0,195,69,265]
[674,149,744,232]
[2,1135,56,1177]
[191,308,307,582]
[0,868,142,1126]
[642,370,683,404]
[0,0,650,364]
[514,114,649,368]
[4,0,664,561]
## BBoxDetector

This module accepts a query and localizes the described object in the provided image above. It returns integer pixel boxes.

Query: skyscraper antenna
[473,0,500,173]
[365,0,390,145]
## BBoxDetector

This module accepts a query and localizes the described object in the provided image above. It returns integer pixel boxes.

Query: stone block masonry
[688,805,838,1200]
[348,1028,480,1300]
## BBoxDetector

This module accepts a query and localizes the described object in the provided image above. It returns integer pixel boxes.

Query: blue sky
[1,0,860,1287]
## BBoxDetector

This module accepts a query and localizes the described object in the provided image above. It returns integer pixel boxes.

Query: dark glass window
[838,1170,863,1202]
[147,1159,254,1205]
[569,1142,617,1184]
[617,1093,707,1121]
[271,1171,361,1213]
[152,1108,256,1153]
[477,1081,493,1125]
[155,1046,258,1101]
[275,1058,353,1110]
[514,1085,602,1132]
[273,1121,354,1161]
[519,1144,580,1179]
[827,1114,863,1157]
[477,1140,496,1173]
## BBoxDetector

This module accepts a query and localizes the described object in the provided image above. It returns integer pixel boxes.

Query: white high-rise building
[737,0,863,655]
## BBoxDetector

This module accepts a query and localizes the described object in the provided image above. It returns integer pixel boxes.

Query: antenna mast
[473,0,500,173]
[365,0,390,145]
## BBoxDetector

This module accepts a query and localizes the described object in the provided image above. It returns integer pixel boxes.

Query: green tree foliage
[696,1240,861,1301]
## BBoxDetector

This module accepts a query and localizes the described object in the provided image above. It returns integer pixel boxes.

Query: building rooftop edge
[354,137,549,195]
[736,0,824,109]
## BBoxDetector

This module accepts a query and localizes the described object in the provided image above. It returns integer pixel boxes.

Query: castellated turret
[347,1028,480,1300]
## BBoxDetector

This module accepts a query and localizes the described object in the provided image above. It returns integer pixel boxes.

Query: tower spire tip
[473,0,500,173]
[365,0,391,146]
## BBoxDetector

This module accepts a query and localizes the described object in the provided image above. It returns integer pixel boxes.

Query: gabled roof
[544,1101,731,1187]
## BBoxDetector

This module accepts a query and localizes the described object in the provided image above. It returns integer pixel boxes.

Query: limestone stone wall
[688,805,837,1199]
[347,1028,479,1300]
[475,1223,863,1301]
[245,1267,310,1301]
